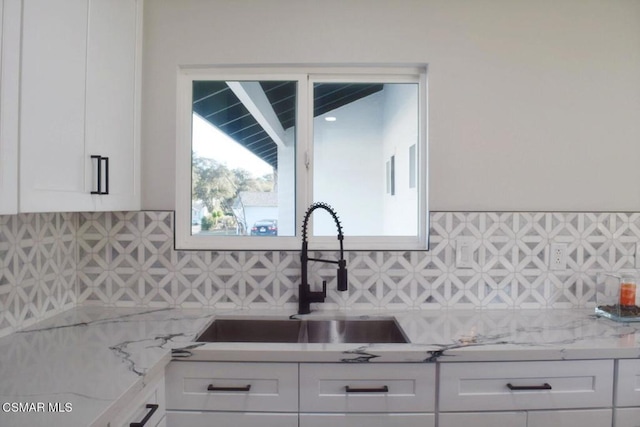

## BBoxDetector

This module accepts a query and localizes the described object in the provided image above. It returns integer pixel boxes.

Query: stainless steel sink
[303,319,408,343]
[196,318,409,344]
[196,319,301,343]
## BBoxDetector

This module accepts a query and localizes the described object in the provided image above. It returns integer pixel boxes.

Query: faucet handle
[337,260,348,291]
[309,281,327,303]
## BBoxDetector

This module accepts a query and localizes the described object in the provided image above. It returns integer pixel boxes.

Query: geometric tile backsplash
[0,212,77,337]
[2,210,640,337]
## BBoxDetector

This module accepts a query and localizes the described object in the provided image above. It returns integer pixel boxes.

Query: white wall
[142,0,640,212]
[313,92,384,236]
[381,83,418,235]
[277,127,296,237]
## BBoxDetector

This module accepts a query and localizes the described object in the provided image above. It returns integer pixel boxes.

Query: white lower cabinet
[165,361,436,427]
[165,361,298,426]
[527,409,612,427]
[299,363,435,413]
[300,413,434,427]
[439,360,614,427]
[299,363,436,427]
[165,361,297,412]
[615,408,640,427]
[439,409,611,427]
[617,359,640,407]
[166,412,298,427]
[107,372,166,427]
[163,359,627,427]
[615,359,640,427]
[439,411,527,427]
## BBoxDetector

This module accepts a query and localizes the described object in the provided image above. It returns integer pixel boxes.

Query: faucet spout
[298,202,348,315]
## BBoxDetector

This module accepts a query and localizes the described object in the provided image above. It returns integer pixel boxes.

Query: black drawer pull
[345,385,389,393]
[507,382,552,391]
[129,403,158,427]
[207,384,252,392]
[91,155,102,194]
[103,156,109,194]
[90,155,109,195]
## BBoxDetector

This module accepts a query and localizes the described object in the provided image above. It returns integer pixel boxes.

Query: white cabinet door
[300,413,435,427]
[439,412,527,427]
[299,363,436,413]
[615,408,640,427]
[439,360,613,411]
[0,0,20,214]
[616,359,640,407]
[527,409,612,427]
[104,372,166,427]
[85,0,141,211]
[20,0,92,212]
[166,411,299,427]
[165,361,298,412]
[20,0,141,213]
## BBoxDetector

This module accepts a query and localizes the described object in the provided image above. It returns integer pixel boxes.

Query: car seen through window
[251,219,278,236]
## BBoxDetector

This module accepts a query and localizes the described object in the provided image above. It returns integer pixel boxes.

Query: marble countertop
[1,306,640,426]
[0,307,215,427]
[183,307,640,363]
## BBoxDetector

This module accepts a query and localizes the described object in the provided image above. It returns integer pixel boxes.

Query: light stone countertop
[0,307,215,427]
[1,306,639,426]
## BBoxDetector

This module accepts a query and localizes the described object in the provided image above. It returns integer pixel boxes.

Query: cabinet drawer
[300,413,435,427]
[165,361,297,412]
[108,372,166,427]
[528,409,612,427]
[615,408,640,427]
[299,363,435,413]
[616,359,640,407]
[439,360,613,411]
[440,412,527,427]
[167,411,298,427]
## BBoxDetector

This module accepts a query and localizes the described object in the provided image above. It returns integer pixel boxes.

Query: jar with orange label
[620,276,637,307]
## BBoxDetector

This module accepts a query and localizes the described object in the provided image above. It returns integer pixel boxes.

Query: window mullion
[295,74,313,241]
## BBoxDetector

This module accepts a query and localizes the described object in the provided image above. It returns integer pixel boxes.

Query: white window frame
[175,65,428,251]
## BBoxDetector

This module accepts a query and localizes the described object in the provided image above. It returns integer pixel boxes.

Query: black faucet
[298,202,348,315]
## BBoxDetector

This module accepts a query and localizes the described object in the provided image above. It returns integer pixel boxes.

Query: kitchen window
[175,66,428,250]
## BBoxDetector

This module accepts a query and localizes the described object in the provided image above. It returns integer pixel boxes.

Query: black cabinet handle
[129,403,158,427]
[507,383,552,391]
[103,156,109,194]
[90,155,109,195]
[91,155,102,194]
[345,385,389,393]
[207,384,251,392]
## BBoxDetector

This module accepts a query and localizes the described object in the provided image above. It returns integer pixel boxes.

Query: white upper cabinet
[85,0,141,211]
[0,0,21,214]
[20,0,141,213]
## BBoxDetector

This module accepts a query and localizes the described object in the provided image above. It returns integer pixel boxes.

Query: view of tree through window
[190,80,297,237]
[191,153,274,235]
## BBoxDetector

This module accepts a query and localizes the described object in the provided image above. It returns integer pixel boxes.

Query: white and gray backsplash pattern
[75,211,639,311]
[0,213,77,338]
[1,210,639,337]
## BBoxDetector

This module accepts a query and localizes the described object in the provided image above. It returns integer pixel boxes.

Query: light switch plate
[456,237,475,268]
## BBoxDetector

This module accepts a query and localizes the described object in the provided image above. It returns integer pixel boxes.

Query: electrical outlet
[549,243,568,271]
[456,237,474,268]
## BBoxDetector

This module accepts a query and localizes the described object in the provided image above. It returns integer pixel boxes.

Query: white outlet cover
[549,243,568,271]
[456,237,475,268]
